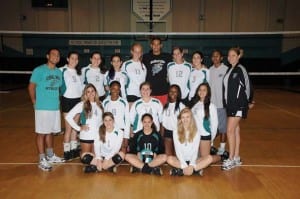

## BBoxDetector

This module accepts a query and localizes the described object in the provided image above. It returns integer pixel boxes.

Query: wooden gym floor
[0,88,299,199]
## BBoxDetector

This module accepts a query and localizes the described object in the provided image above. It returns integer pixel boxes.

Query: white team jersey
[167,61,192,99]
[65,101,103,141]
[103,96,130,139]
[191,101,218,141]
[173,129,200,168]
[104,71,127,98]
[130,97,163,133]
[94,128,123,160]
[162,102,185,131]
[121,60,147,97]
[209,63,228,108]
[81,65,106,97]
[59,65,83,98]
[188,68,210,100]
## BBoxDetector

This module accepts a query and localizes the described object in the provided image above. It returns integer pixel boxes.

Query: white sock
[63,142,71,152]
[220,142,226,149]
[70,140,78,150]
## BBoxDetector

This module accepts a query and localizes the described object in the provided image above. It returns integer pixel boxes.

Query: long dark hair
[108,53,122,80]
[142,113,156,131]
[67,51,81,75]
[190,82,211,119]
[164,84,182,113]
[99,112,114,143]
[90,51,107,74]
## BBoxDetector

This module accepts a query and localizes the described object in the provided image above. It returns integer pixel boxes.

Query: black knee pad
[112,154,123,164]
[81,154,93,164]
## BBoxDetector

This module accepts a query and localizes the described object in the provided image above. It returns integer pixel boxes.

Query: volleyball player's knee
[112,154,123,164]
[81,153,93,164]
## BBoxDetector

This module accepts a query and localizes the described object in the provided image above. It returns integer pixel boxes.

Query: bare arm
[28,83,36,105]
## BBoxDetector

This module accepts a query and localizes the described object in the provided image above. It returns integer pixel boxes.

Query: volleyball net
[0,31,299,91]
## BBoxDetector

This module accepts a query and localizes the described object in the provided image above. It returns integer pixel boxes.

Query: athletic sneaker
[152,167,163,176]
[217,147,225,155]
[169,168,184,176]
[70,149,80,160]
[107,166,117,173]
[64,151,72,161]
[220,151,229,162]
[221,159,235,171]
[83,165,98,173]
[38,158,52,171]
[193,169,204,176]
[233,156,242,166]
[210,146,218,155]
[47,154,65,163]
[130,166,140,173]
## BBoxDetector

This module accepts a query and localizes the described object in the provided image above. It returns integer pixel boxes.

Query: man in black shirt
[143,37,172,105]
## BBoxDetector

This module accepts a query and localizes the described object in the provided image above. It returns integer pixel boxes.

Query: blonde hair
[177,108,197,144]
[81,83,103,118]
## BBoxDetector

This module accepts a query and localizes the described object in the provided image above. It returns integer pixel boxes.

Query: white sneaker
[217,147,225,155]
[38,158,52,171]
[221,159,235,171]
[233,156,242,166]
[47,154,65,163]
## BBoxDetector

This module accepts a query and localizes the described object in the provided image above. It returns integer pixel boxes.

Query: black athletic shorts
[201,135,211,141]
[61,96,81,113]
[164,128,173,139]
[127,95,140,103]
[80,139,94,144]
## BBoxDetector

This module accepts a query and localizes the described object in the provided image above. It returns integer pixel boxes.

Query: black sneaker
[64,151,72,161]
[107,166,117,173]
[193,169,204,176]
[70,149,80,159]
[169,168,183,176]
[221,151,229,162]
[83,165,98,173]
[210,146,218,155]
[152,167,163,176]
[130,166,140,173]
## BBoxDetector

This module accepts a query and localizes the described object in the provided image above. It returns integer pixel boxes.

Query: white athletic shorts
[35,110,61,134]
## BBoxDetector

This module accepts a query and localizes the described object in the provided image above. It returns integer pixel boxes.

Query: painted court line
[260,101,300,118]
[0,162,299,168]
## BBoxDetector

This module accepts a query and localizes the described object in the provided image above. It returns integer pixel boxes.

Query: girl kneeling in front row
[125,113,167,176]
[85,112,125,173]
[167,108,213,176]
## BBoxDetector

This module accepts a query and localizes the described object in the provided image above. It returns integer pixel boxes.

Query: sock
[39,153,46,161]
[46,148,54,157]
[63,142,71,152]
[220,142,226,149]
[70,140,78,150]
[141,163,153,174]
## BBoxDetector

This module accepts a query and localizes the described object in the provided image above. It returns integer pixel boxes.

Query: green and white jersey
[188,68,210,100]
[59,65,83,98]
[81,65,105,97]
[167,61,192,99]
[29,64,62,110]
[162,102,185,131]
[104,71,127,98]
[103,96,130,139]
[121,60,147,97]
[130,98,163,133]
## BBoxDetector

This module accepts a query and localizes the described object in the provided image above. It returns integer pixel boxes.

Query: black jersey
[129,130,165,159]
[143,52,172,95]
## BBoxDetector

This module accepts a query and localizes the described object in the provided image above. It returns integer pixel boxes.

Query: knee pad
[81,154,93,164]
[112,154,123,164]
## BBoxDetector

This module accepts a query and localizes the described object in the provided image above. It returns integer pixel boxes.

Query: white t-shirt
[167,61,192,99]
[66,101,103,141]
[192,101,218,141]
[188,68,210,100]
[59,65,83,98]
[130,97,163,133]
[81,65,106,97]
[121,60,147,97]
[103,96,130,139]
[209,63,228,108]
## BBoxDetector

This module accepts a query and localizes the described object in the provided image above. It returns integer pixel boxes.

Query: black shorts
[227,107,248,119]
[80,139,94,144]
[127,95,140,102]
[201,135,211,141]
[61,97,81,113]
[99,95,106,102]
[164,128,173,139]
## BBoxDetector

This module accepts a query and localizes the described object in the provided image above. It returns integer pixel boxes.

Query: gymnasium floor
[0,88,299,199]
